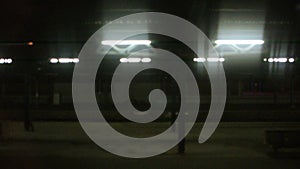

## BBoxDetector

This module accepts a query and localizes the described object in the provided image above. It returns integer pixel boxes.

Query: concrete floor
[1,122,300,169]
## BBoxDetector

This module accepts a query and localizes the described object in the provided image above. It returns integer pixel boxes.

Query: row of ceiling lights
[0,57,296,65]
[0,40,296,65]
[50,58,79,64]
[263,58,295,63]
[0,58,13,64]
[193,57,225,62]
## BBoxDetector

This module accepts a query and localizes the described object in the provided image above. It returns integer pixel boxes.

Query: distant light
[102,40,151,46]
[58,58,72,63]
[127,58,141,63]
[120,57,151,63]
[215,40,264,45]
[194,57,224,63]
[263,58,267,62]
[219,58,225,62]
[0,58,13,64]
[73,58,79,63]
[266,58,292,63]
[207,58,220,62]
[268,58,274,63]
[50,58,79,64]
[277,58,287,63]
[120,58,128,63]
[193,58,206,62]
[289,58,295,63]
[6,58,13,64]
[27,41,34,46]
[50,58,58,63]
[141,58,151,63]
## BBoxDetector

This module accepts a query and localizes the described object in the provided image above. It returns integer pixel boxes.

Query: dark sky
[0,0,299,60]
[0,0,198,41]
[1,0,299,41]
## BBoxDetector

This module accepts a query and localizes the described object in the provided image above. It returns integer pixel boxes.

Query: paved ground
[1,122,300,169]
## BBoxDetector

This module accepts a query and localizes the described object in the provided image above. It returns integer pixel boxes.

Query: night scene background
[0,0,300,168]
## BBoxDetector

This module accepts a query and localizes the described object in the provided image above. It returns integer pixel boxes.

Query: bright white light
[268,58,274,63]
[59,58,73,63]
[266,58,291,63]
[6,58,12,64]
[127,58,141,63]
[50,58,78,64]
[102,40,151,46]
[277,58,287,63]
[50,58,59,63]
[194,57,224,62]
[207,58,220,62]
[289,58,295,63]
[193,58,206,62]
[120,57,151,63]
[0,58,13,64]
[73,58,79,63]
[120,58,128,63]
[215,40,264,45]
[219,58,225,62]
[141,58,151,63]
[263,58,267,62]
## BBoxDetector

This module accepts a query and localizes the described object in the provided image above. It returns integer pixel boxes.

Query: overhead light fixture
[219,58,225,62]
[207,58,225,62]
[193,57,224,63]
[127,58,141,63]
[72,58,79,63]
[102,40,151,46]
[265,58,294,63]
[289,58,295,63]
[207,58,220,62]
[268,58,274,63]
[215,40,264,45]
[50,58,58,63]
[277,58,287,63]
[50,58,79,64]
[120,58,128,63]
[120,57,151,63]
[0,58,13,64]
[141,58,151,63]
[59,58,72,63]
[193,58,206,62]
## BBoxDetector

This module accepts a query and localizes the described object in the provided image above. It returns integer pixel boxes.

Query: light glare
[193,57,224,63]
[266,58,292,63]
[219,58,225,62]
[278,58,287,63]
[120,58,128,63]
[268,58,274,63]
[141,58,151,63]
[59,58,72,63]
[120,57,151,63]
[50,58,79,64]
[215,40,264,45]
[0,58,13,64]
[102,40,151,46]
[193,58,206,62]
[207,58,220,62]
[289,58,295,63]
[127,58,141,63]
[50,58,58,63]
